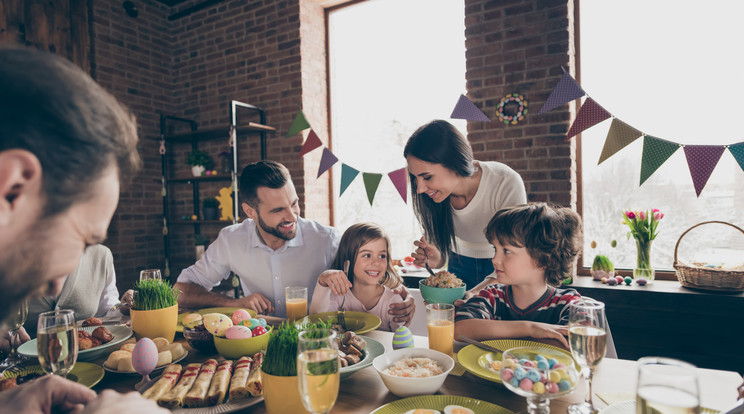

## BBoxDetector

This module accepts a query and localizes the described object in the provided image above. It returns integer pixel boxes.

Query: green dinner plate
[301,311,381,335]
[3,362,105,388]
[457,339,576,385]
[370,395,514,414]
[340,335,385,379]
[176,307,257,332]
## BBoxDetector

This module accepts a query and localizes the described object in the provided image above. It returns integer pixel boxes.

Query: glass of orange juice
[426,303,454,356]
[286,286,308,322]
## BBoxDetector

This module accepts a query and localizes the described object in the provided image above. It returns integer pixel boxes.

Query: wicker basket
[673,221,744,292]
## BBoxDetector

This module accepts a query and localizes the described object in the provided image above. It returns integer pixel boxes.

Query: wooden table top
[92,327,743,413]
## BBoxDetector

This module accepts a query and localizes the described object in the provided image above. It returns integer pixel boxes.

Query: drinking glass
[297,329,339,414]
[0,300,29,369]
[568,299,608,414]
[636,357,700,414]
[140,269,162,281]
[286,286,308,321]
[426,303,454,356]
[37,309,78,377]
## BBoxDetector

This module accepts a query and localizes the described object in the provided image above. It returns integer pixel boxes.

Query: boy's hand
[318,270,352,296]
[528,322,569,349]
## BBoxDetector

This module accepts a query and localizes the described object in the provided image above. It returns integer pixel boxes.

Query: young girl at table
[309,223,404,332]
[454,203,583,348]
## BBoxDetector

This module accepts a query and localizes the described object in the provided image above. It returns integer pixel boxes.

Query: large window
[328,0,466,258]
[580,2,744,274]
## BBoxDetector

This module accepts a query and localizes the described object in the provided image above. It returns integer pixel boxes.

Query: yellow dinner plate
[3,362,104,388]
[371,395,514,414]
[301,311,381,334]
[457,339,576,385]
[176,307,257,332]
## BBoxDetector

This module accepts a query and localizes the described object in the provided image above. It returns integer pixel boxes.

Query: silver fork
[338,260,350,331]
[422,249,436,276]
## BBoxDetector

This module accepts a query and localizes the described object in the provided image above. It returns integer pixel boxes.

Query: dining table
[89,315,744,413]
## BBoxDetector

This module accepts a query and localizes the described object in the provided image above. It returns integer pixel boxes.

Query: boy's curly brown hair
[485,203,583,286]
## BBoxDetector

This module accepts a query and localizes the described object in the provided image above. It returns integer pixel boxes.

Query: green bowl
[213,326,272,359]
[419,279,466,304]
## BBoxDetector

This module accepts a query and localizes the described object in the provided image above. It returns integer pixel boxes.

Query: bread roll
[152,337,170,351]
[120,343,136,353]
[165,343,187,360]
[157,350,173,366]
[117,355,135,372]
[104,350,130,369]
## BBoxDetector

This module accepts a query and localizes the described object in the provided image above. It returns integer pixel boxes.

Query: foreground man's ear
[0,149,43,227]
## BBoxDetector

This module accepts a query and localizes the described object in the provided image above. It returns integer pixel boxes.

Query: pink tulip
[653,211,664,221]
[638,210,647,220]
[626,211,636,220]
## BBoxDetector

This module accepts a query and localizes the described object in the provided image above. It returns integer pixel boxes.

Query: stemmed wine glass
[140,269,162,281]
[568,299,608,414]
[37,309,78,378]
[297,329,340,414]
[0,300,29,369]
[636,357,700,413]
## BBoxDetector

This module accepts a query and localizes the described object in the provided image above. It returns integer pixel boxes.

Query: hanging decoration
[288,111,408,206]
[450,94,491,122]
[538,70,744,197]
[496,93,529,125]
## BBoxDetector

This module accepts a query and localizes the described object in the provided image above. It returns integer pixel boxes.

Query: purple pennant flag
[450,94,491,122]
[565,98,611,140]
[316,148,338,178]
[538,71,586,115]
[387,167,408,203]
[683,145,726,197]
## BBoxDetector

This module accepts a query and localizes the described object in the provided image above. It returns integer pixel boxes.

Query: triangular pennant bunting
[450,94,491,122]
[683,145,726,197]
[640,136,681,185]
[598,118,643,164]
[387,167,408,203]
[538,71,586,114]
[299,129,323,157]
[728,142,744,173]
[287,111,311,137]
[362,173,383,206]
[339,164,359,196]
[566,98,611,139]
[316,148,338,178]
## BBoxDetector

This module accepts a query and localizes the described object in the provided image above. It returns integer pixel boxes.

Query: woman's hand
[318,270,352,296]
[411,238,444,268]
[453,290,476,307]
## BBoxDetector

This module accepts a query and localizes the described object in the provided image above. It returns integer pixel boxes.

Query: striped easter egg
[392,326,414,349]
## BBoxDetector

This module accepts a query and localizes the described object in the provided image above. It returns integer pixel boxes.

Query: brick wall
[87,0,576,290]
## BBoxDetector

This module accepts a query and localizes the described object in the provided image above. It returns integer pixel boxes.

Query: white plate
[18,325,133,362]
[138,374,264,413]
[102,350,189,375]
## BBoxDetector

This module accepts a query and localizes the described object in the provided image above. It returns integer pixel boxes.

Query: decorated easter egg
[624,276,633,286]
[532,381,545,394]
[225,325,253,339]
[181,313,203,329]
[242,318,261,329]
[252,326,268,337]
[614,276,624,284]
[519,378,533,391]
[392,326,414,349]
[636,278,648,286]
[231,309,251,326]
[545,382,559,393]
[258,318,267,327]
[606,278,617,286]
[202,313,233,337]
[131,338,158,376]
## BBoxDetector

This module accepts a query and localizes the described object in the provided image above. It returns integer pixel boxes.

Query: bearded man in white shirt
[175,160,415,325]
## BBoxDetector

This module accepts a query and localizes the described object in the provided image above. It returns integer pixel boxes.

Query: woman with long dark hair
[404,120,526,291]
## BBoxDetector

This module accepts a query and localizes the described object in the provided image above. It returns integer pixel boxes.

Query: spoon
[422,250,436,276]
[338,260,350,331]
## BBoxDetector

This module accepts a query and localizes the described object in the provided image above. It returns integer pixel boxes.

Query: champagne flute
[568,299,608,414]
[297,329,340,414]
[636,357,699,414]
[37,309,77,377]
[0,300,29,368]
[140,269,162,281]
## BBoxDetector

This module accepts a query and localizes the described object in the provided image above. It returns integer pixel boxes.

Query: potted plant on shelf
[261,320,330,414]
[203,197,219,221]
[186,149,214,177]
[130,278,179,342]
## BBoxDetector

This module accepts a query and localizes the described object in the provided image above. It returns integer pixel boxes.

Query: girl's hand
[318,270,352,296]
[411,238,444,268]
[528,322,569,349]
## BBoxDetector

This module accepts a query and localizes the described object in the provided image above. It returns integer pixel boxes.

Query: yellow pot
[261,369,305,414]
[130,304,178,342]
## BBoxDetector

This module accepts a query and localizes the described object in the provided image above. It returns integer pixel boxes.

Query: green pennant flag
[640,135,681,185]
[362,172,383,206]
[339,164,359,196]
[286,111,311,137]
[729,142,744,173]
[599,118,642,164]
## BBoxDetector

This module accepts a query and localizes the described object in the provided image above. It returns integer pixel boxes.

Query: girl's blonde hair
[331,223,402,290]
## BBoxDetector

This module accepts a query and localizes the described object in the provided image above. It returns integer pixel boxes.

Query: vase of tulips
[622,209,664,283]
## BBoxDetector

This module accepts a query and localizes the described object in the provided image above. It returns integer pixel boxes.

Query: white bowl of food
[372,347,455,397]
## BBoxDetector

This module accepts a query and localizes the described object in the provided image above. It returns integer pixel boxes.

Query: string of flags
[538,70,744,197]
[288,111,408,206]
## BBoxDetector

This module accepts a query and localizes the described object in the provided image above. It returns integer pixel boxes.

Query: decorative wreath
[497,93,528,125]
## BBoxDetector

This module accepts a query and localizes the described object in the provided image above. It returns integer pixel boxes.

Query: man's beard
[0,222,52,324]
[256,213,297,241]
